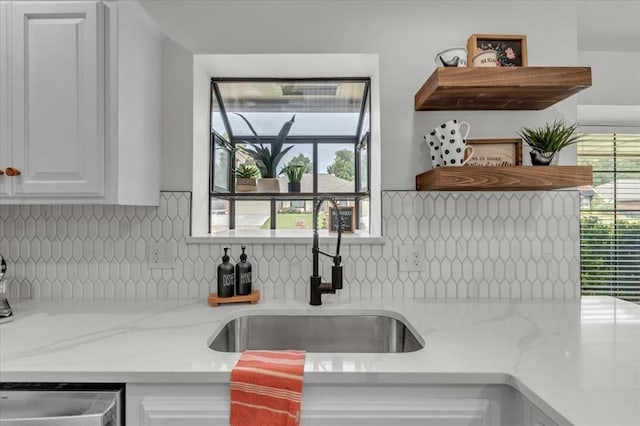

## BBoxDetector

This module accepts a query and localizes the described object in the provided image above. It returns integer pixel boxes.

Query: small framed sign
[467,34,528,67]
[329,206,355,233]
[464,139,523,166]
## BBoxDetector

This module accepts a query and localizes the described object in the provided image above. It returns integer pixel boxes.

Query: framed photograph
[464,139,523,166]
[328,206,355,233]
[467,34,528,67]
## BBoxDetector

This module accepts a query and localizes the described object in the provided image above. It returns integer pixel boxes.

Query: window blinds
[578,133,640,303]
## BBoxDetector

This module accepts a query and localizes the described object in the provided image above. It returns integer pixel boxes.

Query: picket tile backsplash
[0,190,580,300]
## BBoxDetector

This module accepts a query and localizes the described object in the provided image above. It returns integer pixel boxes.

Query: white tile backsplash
[0,190,580,300]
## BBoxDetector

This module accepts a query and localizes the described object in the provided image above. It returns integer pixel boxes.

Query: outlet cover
[399,245,425,272]
[147,241,177,269]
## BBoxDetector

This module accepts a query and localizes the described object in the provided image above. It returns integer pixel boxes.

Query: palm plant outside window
[210,78,371,232]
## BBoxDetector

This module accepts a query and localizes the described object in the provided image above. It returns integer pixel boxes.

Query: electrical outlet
[147,241,177,269]
[399,245,425,272]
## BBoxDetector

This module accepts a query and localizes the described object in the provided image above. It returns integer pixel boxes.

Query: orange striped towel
[230,350,306,426]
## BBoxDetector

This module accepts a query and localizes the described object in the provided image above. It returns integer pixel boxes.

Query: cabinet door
[11,1,104,197]
[0,1,11,197]
[139,398,229,426]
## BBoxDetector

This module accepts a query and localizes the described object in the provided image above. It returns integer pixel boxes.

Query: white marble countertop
[1,296,639,426]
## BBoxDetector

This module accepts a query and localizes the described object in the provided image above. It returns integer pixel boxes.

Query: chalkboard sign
[329,206,355,233]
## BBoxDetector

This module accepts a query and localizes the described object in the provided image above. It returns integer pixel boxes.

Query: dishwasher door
[0,390,120,426]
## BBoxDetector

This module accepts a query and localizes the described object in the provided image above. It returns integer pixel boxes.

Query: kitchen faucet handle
[332,264,343,290]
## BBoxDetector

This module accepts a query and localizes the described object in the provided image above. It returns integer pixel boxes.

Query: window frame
[578,129,640,303]
[209,77,371,232]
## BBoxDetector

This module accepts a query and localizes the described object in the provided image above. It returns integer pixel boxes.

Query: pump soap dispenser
[217,247,235,298]
[0,254,13,324]
[235,245,252,296]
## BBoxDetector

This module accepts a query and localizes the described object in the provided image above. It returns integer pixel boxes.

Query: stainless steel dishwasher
[0,384,124,426]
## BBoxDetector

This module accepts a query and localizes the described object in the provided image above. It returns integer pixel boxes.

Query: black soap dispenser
[235,245,252,296]
[217,247,235,298]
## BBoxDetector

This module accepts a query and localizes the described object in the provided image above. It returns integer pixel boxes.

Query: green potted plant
[518,119,579,166]
[234,162,260,192]
[281,163,305,192]
[235,113,295,192]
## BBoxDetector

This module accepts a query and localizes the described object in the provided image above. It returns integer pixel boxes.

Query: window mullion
[313,142,318,194]
[213,81,234,140]
[230,200,236,230]
[355,81,369,139]
[355,141,361,193]
[270,200,276,230]
[612,134,619,292]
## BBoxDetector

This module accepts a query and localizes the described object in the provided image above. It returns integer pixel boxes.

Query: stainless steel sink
[208,312,424,353]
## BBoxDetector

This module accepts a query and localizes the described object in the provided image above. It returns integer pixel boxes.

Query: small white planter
[257,178,280,192]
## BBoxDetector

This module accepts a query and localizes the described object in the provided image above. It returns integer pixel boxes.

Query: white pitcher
[432,119,474,166]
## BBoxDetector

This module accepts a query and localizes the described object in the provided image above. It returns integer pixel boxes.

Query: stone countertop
[0,296,638,426]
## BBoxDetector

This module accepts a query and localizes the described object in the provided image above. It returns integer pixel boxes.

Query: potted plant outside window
[518,120,579,166]
[235,162,260,192]
[235,113,296,192]
[281,163,305,193]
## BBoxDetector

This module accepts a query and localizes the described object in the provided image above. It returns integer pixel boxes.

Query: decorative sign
[467,34,528,67]
[464,138,523,166]
[329,206,355,233]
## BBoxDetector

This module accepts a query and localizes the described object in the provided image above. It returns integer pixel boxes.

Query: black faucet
[310,195,343,306]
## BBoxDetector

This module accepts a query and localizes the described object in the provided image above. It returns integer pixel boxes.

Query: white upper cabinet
[0,0,163,205]
[10,1,104,198]
[0,2,14,198]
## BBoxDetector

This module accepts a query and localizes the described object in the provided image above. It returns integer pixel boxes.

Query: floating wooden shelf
[414,67,592,111]
[208,290,260,307]
[416,165,592,191]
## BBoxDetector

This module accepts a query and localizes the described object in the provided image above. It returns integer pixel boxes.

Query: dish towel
[230,350,306,426]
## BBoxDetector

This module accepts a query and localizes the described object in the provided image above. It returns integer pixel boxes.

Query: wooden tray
[208,290,260,307]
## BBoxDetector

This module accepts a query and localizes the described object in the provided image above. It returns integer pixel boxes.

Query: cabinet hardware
[5,167,21,177]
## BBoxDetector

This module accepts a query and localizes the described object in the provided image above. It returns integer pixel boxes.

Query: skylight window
[214,79,367,137]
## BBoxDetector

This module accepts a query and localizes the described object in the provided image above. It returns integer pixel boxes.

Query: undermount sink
[208,312,424,353]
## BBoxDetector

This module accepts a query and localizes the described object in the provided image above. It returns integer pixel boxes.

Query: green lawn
[261,213,328,229]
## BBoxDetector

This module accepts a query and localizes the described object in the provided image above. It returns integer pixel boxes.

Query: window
[578,132,640,303]
[210,78,370,232]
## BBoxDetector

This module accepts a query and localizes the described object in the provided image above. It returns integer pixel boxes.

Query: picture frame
[467,34,528,67]
[328,206,355,233]
[464,139,523,167]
